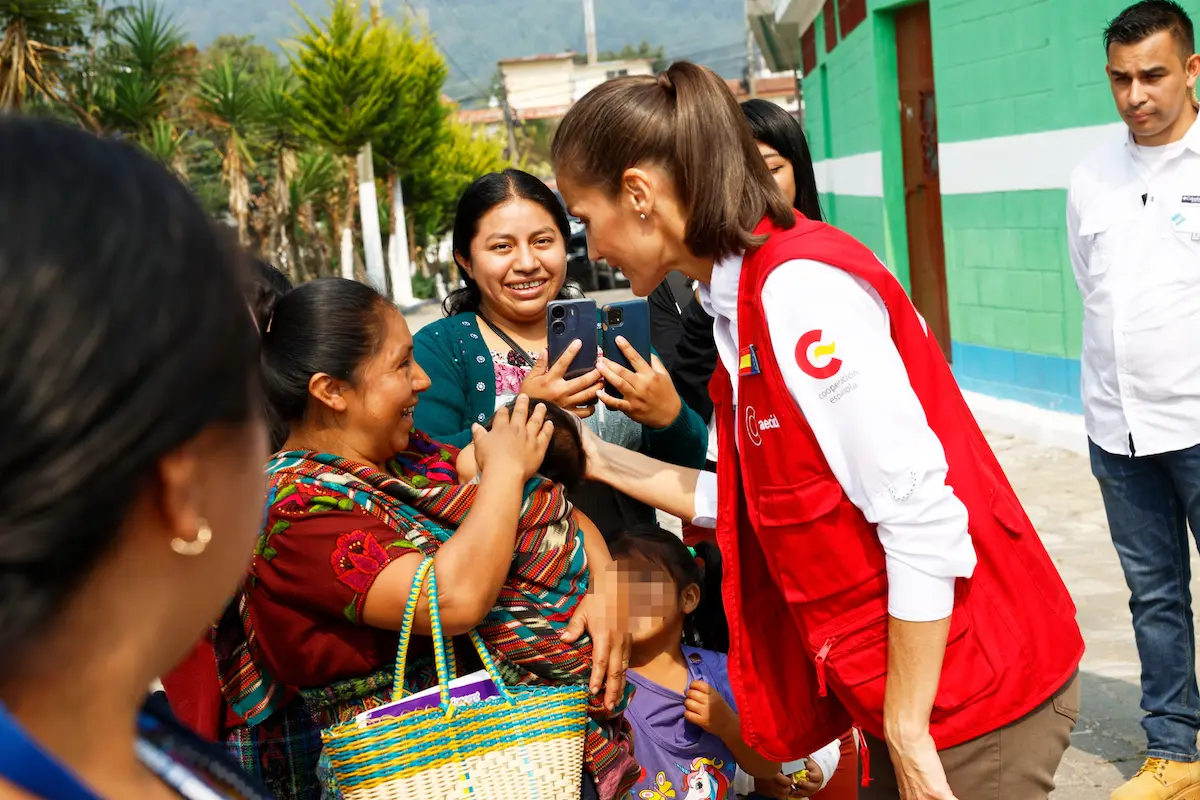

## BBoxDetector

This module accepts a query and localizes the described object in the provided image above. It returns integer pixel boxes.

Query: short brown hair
[551,61,795,261]
[1105,1,1194,58]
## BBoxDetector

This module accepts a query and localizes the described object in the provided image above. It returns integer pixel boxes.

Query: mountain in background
[156,0,748,103]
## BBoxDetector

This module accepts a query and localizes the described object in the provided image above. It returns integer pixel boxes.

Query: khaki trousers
[859,672,1080,799]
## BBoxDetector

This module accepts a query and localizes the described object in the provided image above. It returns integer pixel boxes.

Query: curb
[963,391,1088,457]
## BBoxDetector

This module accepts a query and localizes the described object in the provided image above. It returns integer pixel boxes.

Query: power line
[425,0,490,98]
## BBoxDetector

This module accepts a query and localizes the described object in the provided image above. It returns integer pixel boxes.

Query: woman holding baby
[214,275,638,800]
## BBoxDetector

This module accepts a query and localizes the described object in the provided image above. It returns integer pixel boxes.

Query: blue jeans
[1090,439,1200,761]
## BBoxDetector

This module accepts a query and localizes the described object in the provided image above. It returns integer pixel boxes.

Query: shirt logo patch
[744,406,779,447]
[738,345,761,377]
[1182,195,1200,204]
[796,329,843,380]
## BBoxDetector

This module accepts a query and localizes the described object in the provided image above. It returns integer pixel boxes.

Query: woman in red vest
[551,61,1084,800]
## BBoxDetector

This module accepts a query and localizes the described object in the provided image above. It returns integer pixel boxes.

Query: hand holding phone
[546,299,599,380]
[597,299,682,429]
[526,299,601,414]
[600,300,652,400]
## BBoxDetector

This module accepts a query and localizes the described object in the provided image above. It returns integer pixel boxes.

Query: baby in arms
[455,398,588,491]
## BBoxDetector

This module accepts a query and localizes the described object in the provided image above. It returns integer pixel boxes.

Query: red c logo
[796,329,842,379]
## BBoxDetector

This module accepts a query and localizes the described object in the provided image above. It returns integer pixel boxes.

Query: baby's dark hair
[608,524,728,652]
[485,399,587,491]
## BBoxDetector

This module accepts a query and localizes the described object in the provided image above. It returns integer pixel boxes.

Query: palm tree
[288,0,398,280]
[290,147,342,281]
[0,0,82,111]
[66,0,132,125]
[197,54,259,245]
[93,2,189,135]
[257,64,300,273]
[140,116,189,178]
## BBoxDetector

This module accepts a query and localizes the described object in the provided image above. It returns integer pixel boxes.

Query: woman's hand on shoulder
[471,394,554,483]
[560,558,631,712]
[519,344,603,419]
[596,337,682,429]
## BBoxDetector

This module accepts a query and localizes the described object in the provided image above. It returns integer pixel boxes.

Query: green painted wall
[800,0,1200,410]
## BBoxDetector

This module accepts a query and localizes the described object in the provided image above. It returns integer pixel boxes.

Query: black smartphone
[601,299,652,400]
[546,298,599,382]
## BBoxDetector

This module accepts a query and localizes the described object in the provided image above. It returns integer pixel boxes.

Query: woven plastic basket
[321,557,588,800]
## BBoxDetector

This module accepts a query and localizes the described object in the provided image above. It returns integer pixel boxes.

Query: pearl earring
[171,519,212,556]
[639,212,647,220]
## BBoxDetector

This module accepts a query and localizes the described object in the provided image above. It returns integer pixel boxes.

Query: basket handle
[392,557,515,715]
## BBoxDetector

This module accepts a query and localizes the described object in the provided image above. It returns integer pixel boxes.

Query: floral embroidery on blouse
[492,349,531,396]
[330,531,390,594]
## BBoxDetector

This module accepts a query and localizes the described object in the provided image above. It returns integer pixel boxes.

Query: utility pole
[583,0,598,64]
[744,0,757,98]
[499,73,520,166]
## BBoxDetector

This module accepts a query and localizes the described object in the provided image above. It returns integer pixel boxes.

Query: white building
[498,51,654,120]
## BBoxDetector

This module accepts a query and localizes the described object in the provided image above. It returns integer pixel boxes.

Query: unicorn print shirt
[627,647,739,800]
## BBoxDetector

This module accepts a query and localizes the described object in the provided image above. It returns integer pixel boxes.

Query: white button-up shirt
[1067,115,1200,457]
[691,255,977,622]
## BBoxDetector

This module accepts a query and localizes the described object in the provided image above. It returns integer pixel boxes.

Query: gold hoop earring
[171,519,212,557]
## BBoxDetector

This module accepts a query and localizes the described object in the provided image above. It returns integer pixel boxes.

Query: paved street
[990,431,1195,799]
[403,290,1190,799]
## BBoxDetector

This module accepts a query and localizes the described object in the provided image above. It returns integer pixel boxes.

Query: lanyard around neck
[0,705,101,799]
[477,314,537,368]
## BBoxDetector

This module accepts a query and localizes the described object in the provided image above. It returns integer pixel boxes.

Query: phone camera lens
[551,305,566,320]
[551,320,567,336]
[608,308,623,326]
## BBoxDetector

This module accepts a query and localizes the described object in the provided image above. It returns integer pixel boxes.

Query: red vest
[712,213,1084,761]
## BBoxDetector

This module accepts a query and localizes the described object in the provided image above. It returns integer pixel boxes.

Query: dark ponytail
[552,61,794,262]
[260,277,391,425]
[245,261,294,449]
[608,525,729,652]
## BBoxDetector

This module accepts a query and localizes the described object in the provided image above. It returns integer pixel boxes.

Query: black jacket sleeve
[671,295,718,421]
[648,280,685,367]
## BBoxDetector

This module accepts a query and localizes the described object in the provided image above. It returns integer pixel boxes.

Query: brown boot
[1111,758,1200,800]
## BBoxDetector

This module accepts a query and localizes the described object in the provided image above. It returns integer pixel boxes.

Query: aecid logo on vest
[796,329,842,380]
[744,406,781,447]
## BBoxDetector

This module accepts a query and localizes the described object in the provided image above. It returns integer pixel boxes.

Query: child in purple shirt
[610,526,839,800]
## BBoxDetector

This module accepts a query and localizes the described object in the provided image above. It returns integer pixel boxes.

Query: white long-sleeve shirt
[1066,116,1200,457]
[691,255,977,622]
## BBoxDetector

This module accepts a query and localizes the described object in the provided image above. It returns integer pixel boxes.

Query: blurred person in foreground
[0,117,273,799]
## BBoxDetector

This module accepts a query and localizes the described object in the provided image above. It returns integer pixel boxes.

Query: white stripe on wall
[809,122,1128,199]
[811,151,884,197]
[938,122,1126,195]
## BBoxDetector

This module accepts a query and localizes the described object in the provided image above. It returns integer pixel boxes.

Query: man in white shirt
[1066,3,1200,798]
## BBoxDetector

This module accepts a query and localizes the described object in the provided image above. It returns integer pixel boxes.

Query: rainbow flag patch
[739,345,761,377]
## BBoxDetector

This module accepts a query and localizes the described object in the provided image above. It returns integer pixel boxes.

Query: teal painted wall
[801,0,1200,412]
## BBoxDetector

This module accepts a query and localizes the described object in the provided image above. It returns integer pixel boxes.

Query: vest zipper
[815,638,836,697]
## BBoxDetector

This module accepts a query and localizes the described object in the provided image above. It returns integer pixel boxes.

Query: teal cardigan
[413,312,708,466]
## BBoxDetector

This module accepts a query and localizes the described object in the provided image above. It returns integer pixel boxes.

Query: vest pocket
[988,480,1076,617]
[929,605,998,720]
[756,476,842,526]
[808,601,997,723]
[750,476,887,604]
